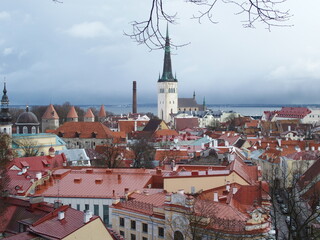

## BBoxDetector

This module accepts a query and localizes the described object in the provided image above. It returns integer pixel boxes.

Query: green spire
[203,97,206,111]
[158,23,177,82]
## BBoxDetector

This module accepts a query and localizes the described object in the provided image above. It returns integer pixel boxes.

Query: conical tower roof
[158,24,177,83]
[42,104,59,119]
[84,108,94,118]
[98,104,106,118]
[67,106,78,119]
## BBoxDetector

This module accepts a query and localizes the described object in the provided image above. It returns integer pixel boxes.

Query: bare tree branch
[126,0,291,50]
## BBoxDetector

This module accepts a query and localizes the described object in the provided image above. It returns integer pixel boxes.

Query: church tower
[157,25,178,123]
[0,82,12,136]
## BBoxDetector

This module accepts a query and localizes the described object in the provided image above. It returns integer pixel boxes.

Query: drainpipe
[149,216,154,240]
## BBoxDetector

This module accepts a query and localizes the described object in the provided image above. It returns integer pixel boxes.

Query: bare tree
[0,134,12,216]
[129,138,155,168]
[265,159,320,240]
[97,145,126,168]
[14,138,40,157]
[126,0,291,49]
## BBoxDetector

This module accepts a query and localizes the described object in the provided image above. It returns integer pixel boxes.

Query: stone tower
[0,82,12,136]
[157,25,178,123]
[67,106,78,122]
[41,104,59,132]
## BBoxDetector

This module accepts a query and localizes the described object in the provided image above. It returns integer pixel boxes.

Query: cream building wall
[158,81,178,123]
[163,172,249,193]
[13,133,66,156]
[64,218,113,240]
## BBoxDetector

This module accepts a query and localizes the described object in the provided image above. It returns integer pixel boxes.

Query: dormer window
[75,131,81,138]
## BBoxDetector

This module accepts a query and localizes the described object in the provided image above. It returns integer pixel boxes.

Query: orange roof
[67,106,78,118]
[54,122,114,139]
[153,129,179,138]
[118,120,149,134]
[98,104,107,118]
[42,104,59,119]
[84,108,94,118]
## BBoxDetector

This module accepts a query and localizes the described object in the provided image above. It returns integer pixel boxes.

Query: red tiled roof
[42,104,59,119]
[84,108,94,118]
[67,106,78,118]
[54,122,114,139]
[98,105,107,118]
[277,107,311,119]
[29,206,99,239]
[36,168,155,198]
[175,117,199,132]
[9,154,66,172]
[153,129,179,138]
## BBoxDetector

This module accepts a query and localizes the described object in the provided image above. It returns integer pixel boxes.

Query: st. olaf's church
[157,26,204,123]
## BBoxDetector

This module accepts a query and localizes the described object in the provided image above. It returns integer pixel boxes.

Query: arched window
[23,126,28,134]
[3,128,6,133]
[17,126,19,134]
[31,126,36,134]
[174,231,184,240]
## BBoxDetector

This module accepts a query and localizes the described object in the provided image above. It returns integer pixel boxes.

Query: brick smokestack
[132,81,137,114]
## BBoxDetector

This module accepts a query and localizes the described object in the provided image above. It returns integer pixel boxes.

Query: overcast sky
[1,0,320,105]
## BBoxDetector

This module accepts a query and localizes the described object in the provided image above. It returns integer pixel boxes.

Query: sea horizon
[11,103,320,117]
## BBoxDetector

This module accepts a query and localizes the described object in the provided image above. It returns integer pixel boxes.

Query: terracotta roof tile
[54,122,114,139]
[84,108,94,118]
[42,104,59,120]
[98,105,107,118]
[36,168,155,198]
[67,106,78,118]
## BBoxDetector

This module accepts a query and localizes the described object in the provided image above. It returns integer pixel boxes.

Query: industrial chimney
[132,81,137,114]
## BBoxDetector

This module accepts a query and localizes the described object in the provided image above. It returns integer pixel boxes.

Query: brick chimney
[132,81,137,114]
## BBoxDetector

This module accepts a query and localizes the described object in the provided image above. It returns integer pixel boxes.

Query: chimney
[226,181,230,192]
[58,211,65,220]
[213,192,218,202]
[54,200,62,209]
[132,81,137,114]
[84,210,92,223]
[232,187,238,194]
[177,189,184,195]
[36,172,42,180]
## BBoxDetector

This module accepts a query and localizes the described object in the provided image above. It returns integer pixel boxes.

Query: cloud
[269,59,320,80]
[3,47,13,56]
[0,11,10,21]
[65,21,111,38]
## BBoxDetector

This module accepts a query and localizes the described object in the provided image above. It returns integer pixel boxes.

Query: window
[85,204,89,211]
[120,217,125,227]
[103,205,109,225]
[23,126,28,134]
[131,234,136,240]
[31,126,36,134]
[77,204,80,210]
[94,204,99,216]
[3,128,6,133]
[120,231,124,237]
[142,237,148,240]
[131,220,136,230]
[158,227,164,237]
[142,223,148,233]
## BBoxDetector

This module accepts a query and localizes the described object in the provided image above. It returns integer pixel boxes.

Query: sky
[1,0,320,105]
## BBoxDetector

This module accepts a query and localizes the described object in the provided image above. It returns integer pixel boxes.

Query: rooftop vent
[86,169,93,174]
[95,178,103,184]
[74,177,82,183]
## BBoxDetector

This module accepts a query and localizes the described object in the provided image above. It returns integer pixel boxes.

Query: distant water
[13,104,320,117]
[76,104,320,117]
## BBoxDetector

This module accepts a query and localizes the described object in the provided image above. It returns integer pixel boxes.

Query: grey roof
[57,149,90,162]
[178,98,200,108]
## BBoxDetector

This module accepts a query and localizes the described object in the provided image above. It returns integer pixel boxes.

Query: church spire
[158,23,176,82]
